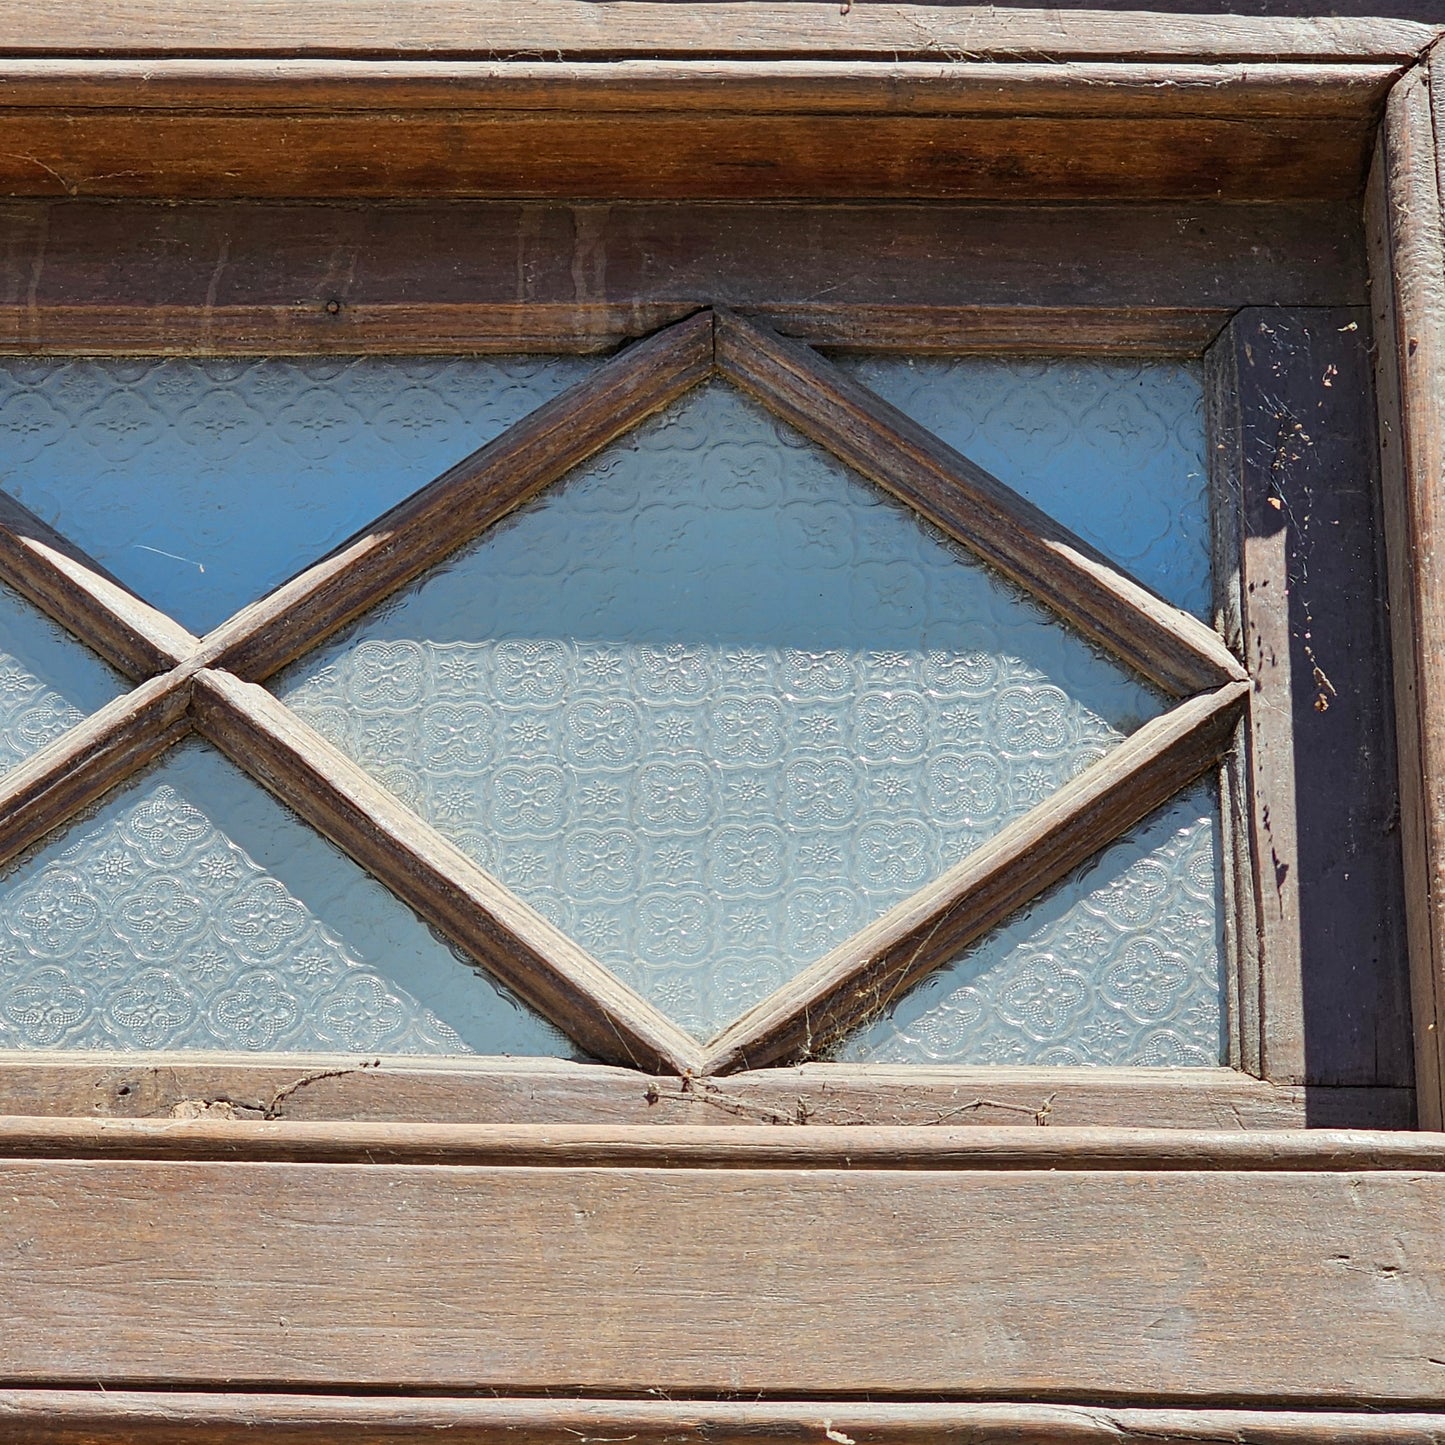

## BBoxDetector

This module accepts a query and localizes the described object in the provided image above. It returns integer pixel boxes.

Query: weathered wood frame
[0,34,1420,1128]
[0,10,1443,1435]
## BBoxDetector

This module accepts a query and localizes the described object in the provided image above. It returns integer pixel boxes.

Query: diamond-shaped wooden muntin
[0,309,1246,1076]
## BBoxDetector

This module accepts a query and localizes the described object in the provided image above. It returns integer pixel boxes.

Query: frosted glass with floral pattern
[278,381,1167,1040]
[0,356,596,633]
[838,356,1210,616]
[836,782,1225,1066]
[0,583,126,779]
[0,739,579,1055]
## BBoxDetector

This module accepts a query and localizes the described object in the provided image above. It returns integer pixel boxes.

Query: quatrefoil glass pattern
[839,356,1210,616]
[0,583,126,779]
[277,381,1173,1040]
[0,356,596,633]
[836,780,1225,1066]
[0,738,577,1054]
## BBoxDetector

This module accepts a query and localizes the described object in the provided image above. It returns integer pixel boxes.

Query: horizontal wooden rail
[4,1141,1445,1400]
[0,1118,1440,1169]
[0,5,1435,62]
[0,60,1402,115]
[0,1056,1412,1130]
[5,1393,1445,1445]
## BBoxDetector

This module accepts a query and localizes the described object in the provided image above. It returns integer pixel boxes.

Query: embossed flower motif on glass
[277,380,1186,1043]
[0,740,578,1056]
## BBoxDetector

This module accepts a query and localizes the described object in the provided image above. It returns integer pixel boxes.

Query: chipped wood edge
[189,668,704,1076]
[0,669,193,869]
[715,308,1245,698]
[1368,68,1445,1130]
[0,1116,1441,1169]
[703,682,1247,1075]
[0,488,197,679]
[201,310,715,682]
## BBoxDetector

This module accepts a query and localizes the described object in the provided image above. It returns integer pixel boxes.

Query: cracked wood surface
[0,1058,1413,1129]
[3,1147,1445,1398]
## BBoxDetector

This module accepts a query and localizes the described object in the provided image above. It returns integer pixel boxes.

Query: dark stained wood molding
[0,5,1437,62]
[0,111,1375,204]
[4,1393,1445,1445]
[0,200,1367,357]
[1367,66,1445,1130]
[0,488,196,679]
[704,683,1247,1075]
[202,311,713,680]
[0,1057,1412,1130]
[189,668,705,1078]
[0,670,192,869]
[717,309,1244,697]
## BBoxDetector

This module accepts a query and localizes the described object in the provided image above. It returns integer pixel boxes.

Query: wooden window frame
[1,7,1444,1438]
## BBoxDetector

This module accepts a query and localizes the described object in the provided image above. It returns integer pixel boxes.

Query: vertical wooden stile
[1367,66,1445,1128]
[1209,308,1411,1093]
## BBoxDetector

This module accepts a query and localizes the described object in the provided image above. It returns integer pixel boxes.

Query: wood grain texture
[4,1155,1445,1399]
[202,311,712,680]
[1367,71,1445,1129]
[0,60,1403,117]
[0,489,196,679]
[1207,309,1411,1089]
[0,1056,1412,1130]
[5,1394,1445,1445]
[705,683,1247,1074]
[0,4,1435,61]
[717,309,1244,697]
[0,199,1366,356]
[0,670,191,869]
[190,669,703,1077]
[1,1118,1441,1169]
[0,111,1372,202]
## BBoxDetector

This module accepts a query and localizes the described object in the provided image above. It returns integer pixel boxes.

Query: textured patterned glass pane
[0,739,578,1056]
[836,781,1225,1067]
[0,356,596,634]
[278,381,1166,1041]
[0,584,126,777]
[837,357,1210,617]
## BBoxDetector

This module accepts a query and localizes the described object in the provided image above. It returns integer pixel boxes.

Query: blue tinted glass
[0,356,596,633]
[836,781,1225,1066]
[0,584,125,778]
[838,357,1210,616]
[0,739,579,1056]
[277,381,1166,1041]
